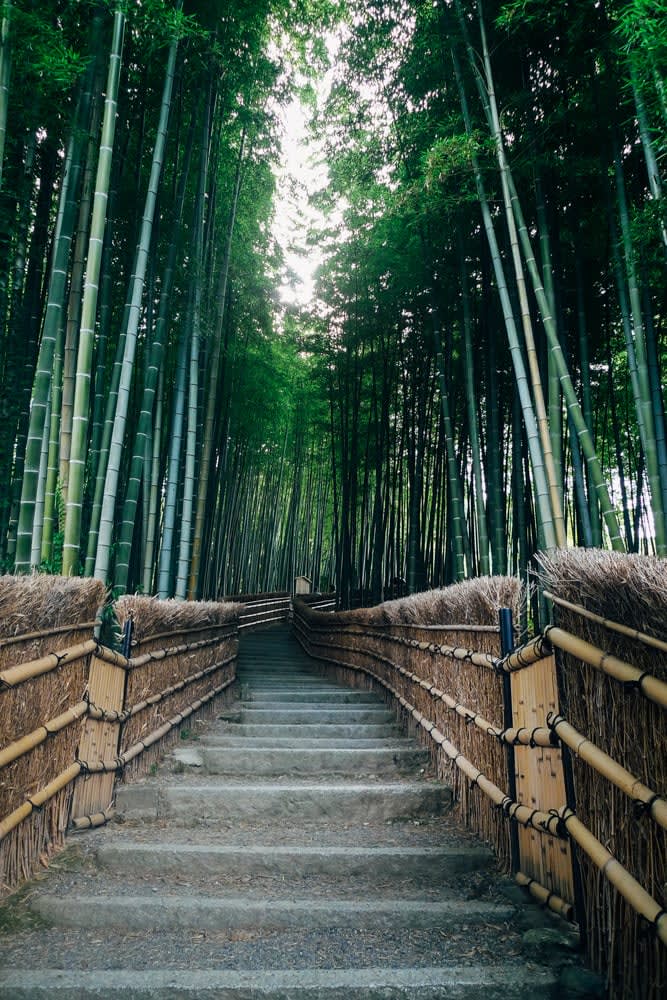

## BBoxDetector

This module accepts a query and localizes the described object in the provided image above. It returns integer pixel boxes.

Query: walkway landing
[0,626,584,998]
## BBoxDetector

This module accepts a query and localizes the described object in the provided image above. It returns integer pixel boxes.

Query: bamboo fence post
[70,648,127,823]
[499,607,520,874]
[507,641,576,916]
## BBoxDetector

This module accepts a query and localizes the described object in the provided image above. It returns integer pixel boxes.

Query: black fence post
[499,607,521,876]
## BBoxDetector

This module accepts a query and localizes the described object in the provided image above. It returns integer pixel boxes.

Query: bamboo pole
[545,626,667,709]
[559,806,667,945]
[549,714,667,831]
[83,675,235,773]
[0,639,96,689]
[516,872,575,923]
[0,762,81,840]
[0,701,88,769]
[543,590,667,654]
[501,635,553,672]
[0,621,98,648]
[293,632,564,840]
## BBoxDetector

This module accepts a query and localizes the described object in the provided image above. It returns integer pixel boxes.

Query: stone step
[31,894,514,932]
[201,735,415,749]
[227,723,400,739]
[171,746,429,776]
[239,707,394,724]
[244,690,382,703]
[115,781,452,824]
[95,842,493,881]
[0,965,559,1000]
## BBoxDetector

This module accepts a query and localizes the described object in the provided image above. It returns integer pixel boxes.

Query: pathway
[0,625,585,998]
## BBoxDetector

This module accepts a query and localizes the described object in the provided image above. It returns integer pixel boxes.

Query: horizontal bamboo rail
[129,623,238,647]
[515,872,575,922]
[0,701,88,769]
[545,626,667,709]
[501,635,552,672]
[88,654,236,724]
[558,806,667,946]
[82,675,236,773]
[0,762,82,840]
[548,713,667,830]
[299,625,555,750]
[0,621,98,648]
[0,639,97,689]
[294,629,564,841]
[544,590,667,654]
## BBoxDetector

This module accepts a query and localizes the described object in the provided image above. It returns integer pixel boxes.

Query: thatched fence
[0,579,243,896]
[293,553,666,1000]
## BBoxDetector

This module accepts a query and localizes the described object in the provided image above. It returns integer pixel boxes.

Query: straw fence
[1,580,242,896]
[294,555,667,1000]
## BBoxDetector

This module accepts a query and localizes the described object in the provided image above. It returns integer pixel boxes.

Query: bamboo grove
[0,0,337,597]
[0,0,665,604]
[307,0,667,605]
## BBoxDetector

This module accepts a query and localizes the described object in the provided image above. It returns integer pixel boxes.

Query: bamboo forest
[0,0,665,605]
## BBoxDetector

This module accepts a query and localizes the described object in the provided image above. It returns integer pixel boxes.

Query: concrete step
[31,894,514,932]
[115,781,452,824]
[0,965,559,999]
[239,707,394,724]
[170,746,429,776]
[227,723,400,739]
[95,842,493,881]
[244,690,382,703]
[201,735,414,749]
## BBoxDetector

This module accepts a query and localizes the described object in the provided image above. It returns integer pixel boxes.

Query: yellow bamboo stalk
[559,806,667,945]
[549,714,667,830]
[134,623,238,645]
[516,871,575,922]
[85,676,235,773]
[294,636,563,839]
[546,626,667,709]
[71,806,115,830]
[0,701,88,769]
[544,590,667,654]
[0,639,97,689]
[0,621,98,648]
[0,762,81,840]
[501,635,552,672]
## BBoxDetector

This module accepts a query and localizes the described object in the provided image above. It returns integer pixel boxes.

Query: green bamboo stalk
[63,8,125,575]
[0,1,11,190]
[449,38,556,550]
[14,60,94,571]
[95,16,180,586]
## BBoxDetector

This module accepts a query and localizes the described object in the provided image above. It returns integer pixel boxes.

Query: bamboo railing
[0,596,243,896]
[293,595,666,1000]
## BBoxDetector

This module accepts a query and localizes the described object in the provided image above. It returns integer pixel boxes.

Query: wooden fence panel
[511,652,574,905]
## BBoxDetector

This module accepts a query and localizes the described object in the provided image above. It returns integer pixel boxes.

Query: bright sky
[272,96,327,307]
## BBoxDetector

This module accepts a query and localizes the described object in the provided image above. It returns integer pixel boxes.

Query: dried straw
[115,596,241,643]
[538,548,667,1000]
[0,575,105,671]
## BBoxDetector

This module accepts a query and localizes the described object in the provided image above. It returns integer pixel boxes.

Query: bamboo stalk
[549,714,667,830]
[0,700,88,769]
[544,590,667,654]
[71,807,114,830]
[501,635,553,672]
[0,639,96,689]
[545,626,667,709]
[294,633,563,840]
[516,871,575,923]
[0,621,98,648]
[559,806,667,945]
[88,654,236,723]
[83,676,235,773]
[0,762,81,840]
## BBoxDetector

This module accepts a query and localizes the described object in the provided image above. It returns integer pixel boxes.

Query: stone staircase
[0,625,590,998]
